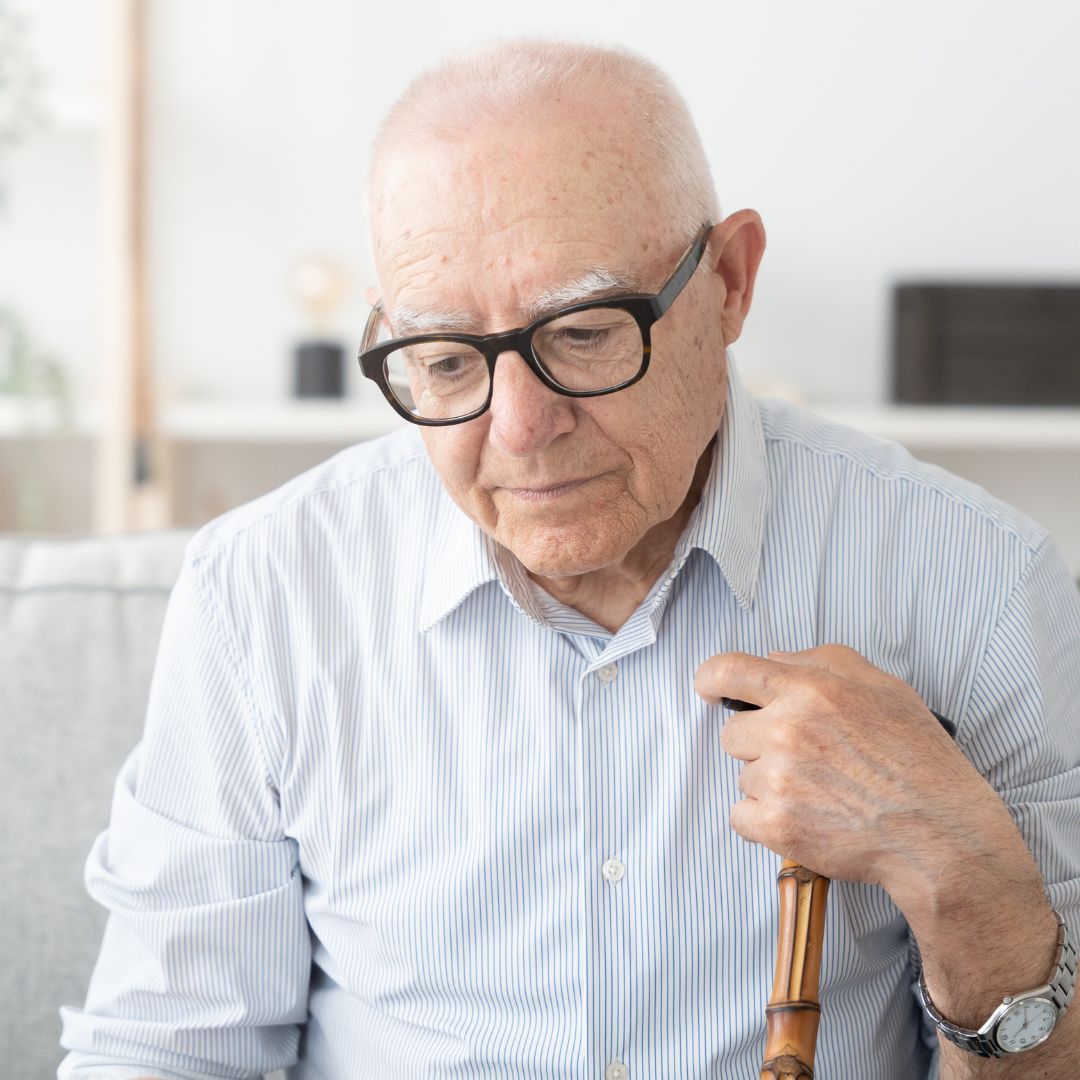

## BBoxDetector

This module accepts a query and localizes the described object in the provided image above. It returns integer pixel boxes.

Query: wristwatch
[918,908,1077,1057]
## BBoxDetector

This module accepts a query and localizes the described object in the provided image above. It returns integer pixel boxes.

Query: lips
[500,477,592,502]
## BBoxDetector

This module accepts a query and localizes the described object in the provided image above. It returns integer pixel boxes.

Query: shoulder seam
[189,439,430,563]
[761,426,1046,557]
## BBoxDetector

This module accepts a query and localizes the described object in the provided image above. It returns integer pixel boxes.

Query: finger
[767,643,875,679]
[728,794,769,850]
[729,792,797,861]
[735,759,766,797]
[720,713,764,762]
[694,651,789,708]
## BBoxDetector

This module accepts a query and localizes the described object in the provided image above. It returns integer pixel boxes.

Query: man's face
[370,108,732,581]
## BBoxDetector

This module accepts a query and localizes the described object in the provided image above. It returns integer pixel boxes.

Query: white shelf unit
[7,397,1080,450]
[152,398,1080,450]
[807,404,1080,450]
[159,397,406,443]
[5,395,1080,452]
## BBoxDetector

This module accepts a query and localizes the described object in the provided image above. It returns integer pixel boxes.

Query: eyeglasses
[357,222,712,426]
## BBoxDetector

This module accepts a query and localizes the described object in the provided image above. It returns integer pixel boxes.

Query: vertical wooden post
[95,0,167,532]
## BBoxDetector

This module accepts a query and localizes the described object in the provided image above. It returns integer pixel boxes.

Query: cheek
[652,308,727,420]
[420,425,488,500]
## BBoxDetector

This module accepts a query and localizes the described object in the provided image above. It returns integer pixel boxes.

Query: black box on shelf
[892,283,1080,405]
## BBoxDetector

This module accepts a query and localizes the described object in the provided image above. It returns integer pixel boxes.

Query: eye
[405,345,486,386]
[426,354,469,375]
[554,326,611,348]
[561,324,613,341]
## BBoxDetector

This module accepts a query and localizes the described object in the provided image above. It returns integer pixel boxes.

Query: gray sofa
[0,530,192,1076]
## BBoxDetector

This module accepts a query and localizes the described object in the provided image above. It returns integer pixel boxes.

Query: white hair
[369,38,721,245]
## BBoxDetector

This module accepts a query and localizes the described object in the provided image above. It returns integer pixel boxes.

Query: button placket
[581,650,632,1077]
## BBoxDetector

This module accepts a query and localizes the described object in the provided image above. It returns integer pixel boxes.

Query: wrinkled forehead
[368,115,675,324]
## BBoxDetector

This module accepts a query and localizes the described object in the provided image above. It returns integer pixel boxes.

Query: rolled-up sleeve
[58,552,310,1079]
[962,537,1080,923]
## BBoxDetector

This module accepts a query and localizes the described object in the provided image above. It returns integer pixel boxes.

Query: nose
[486,349,576,456]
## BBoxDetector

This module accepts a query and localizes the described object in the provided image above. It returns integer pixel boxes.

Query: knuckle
[764,757,793,797]
[799,676,835,714]
[761,801,789,840]
[765,720,796,754]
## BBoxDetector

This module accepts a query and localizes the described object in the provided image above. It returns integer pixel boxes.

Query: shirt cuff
[57,1051,283,1080]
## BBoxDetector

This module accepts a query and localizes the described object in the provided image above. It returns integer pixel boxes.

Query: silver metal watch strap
[1050,915,1078,1011]
[918,908,1077,1058]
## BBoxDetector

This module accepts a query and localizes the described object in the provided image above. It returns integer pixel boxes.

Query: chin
[503,520,632,580]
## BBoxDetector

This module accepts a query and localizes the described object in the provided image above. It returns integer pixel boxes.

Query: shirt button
[601,857,625,884]
[605,1061,628,1080]
[597,663,618,683]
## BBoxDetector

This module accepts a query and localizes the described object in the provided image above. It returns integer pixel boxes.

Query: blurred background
[1,0,1078,573]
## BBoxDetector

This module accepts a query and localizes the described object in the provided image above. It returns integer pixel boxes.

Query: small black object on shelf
[293,340,344,398]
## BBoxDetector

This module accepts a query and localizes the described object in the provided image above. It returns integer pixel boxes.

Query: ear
[706,210,766,346]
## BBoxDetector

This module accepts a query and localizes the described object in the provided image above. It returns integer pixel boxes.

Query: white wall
[141,0,1080,404]
[0,1,103,406]
[4,0,1079,407]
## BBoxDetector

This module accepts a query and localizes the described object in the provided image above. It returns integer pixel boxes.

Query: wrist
[905,864,1057,1029]
[917,907,1077,1058]
[877,813,1057,1024]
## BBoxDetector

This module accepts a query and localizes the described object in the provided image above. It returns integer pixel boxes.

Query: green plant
[0,305,70,423]
[0,0,46,211]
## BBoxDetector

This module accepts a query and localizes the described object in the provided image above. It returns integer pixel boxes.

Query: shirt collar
[418,352,768,632]
[418,489,502,632]
[670,352,768,610]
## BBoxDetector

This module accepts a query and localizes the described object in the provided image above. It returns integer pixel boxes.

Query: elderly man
[60,39,1079,1080]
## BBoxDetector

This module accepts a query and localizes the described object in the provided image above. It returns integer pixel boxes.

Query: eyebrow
[388,267,644,337]
[390,306,476,336]
[520,268,643,322]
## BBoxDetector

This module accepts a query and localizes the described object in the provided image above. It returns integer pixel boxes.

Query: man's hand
[694,644,1030,914]
[695,644,1077,1078]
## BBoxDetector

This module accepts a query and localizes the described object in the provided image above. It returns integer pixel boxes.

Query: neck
[528,442,714,633]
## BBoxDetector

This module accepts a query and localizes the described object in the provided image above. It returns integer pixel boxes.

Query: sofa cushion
[0,530,192,1075]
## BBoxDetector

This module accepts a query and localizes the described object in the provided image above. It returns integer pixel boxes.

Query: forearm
[893,818,1077,1078]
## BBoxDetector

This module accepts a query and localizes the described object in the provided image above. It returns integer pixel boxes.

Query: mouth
[500,477,594,503]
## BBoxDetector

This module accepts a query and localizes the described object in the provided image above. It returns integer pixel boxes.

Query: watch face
[995,997,1057,1053]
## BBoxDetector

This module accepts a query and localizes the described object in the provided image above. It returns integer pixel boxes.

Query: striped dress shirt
[59,360,1080,1079]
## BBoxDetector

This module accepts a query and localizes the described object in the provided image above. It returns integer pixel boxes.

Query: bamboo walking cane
[760,859,830,1080]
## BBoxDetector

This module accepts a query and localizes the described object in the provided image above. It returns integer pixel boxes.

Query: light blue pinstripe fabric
[59,361,1080,1079]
